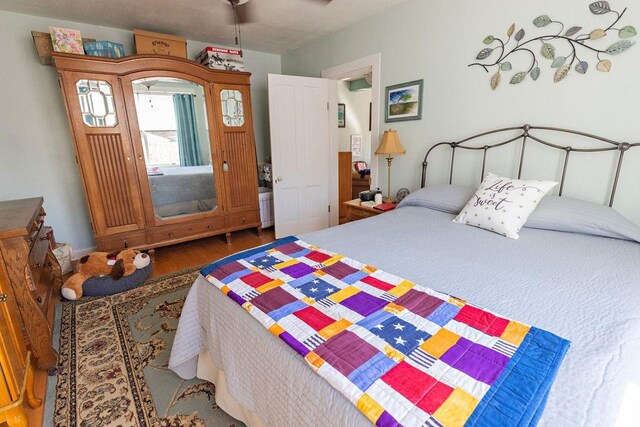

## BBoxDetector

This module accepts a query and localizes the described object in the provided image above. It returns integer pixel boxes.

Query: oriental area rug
[52,267,243,427]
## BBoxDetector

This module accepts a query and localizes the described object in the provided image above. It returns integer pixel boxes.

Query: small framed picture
[385,79,423,122]
[338,103,346,128]
[350,135,362,156]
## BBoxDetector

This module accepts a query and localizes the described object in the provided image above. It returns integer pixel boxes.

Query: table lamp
[375,129,406,202]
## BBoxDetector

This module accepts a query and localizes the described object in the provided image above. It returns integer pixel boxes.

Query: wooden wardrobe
[53,53,261,252]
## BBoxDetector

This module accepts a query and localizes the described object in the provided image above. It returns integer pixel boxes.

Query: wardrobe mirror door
[131,77,217,219]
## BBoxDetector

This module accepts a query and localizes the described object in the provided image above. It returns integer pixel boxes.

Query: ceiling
[0,0,409,54]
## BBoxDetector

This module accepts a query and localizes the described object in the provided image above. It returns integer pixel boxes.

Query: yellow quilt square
[318,318,352,340]
[329,286,360,303]
[357,394,385,424]
[383,345,405,363]
[388,280,414,297]
[362,265,378,274]
[273,259,298,270]
[421,328,460,358]
[383,303,403,315]
[500,321,531,346]
[268,323,285,337]
[256,278,285,293]
[433,387,478,427]
[322,254,345,266]
[305,351,325,370]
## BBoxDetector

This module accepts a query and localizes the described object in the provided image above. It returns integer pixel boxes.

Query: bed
[147,165,217,217]
[169,125,640,426]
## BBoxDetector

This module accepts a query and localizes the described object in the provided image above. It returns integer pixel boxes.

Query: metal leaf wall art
[469,2,636,89]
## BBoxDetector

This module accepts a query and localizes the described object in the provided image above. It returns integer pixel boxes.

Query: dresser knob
[0,294,7,303]
[33,262,41,269]
[241,217,246,224]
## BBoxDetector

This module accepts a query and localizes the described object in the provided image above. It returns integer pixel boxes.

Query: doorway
[322,53,382,223]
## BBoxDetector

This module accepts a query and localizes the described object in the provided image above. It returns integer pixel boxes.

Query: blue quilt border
[465,327,570,426]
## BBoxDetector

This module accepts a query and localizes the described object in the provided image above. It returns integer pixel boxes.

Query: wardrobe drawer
[150,218,225,243]
[96,231,147,252]
[227,211,260,229]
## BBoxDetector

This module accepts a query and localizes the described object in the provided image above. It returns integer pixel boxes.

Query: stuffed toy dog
[61,249,151,300]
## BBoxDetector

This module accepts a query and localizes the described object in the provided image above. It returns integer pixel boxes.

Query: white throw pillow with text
[453,173,557,239]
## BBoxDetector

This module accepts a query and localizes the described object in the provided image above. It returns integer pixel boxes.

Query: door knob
[275,176,283,183]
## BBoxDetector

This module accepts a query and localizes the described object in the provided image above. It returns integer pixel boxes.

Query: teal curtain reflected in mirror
[173,94,203,167]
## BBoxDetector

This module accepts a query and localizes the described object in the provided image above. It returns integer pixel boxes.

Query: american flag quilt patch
[201,237,570,427]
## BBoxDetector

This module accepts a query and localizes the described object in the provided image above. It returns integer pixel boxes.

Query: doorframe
[322,53,382,192]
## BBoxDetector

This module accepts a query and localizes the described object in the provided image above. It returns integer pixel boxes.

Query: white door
[268,74,337,238]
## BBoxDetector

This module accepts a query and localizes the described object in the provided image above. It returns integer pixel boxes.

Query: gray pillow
[526,196,640,242]
[397,184,640,242]
[397,184,474,214]
[82,264,152,297]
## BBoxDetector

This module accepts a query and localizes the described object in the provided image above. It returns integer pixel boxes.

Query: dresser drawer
[24,210,46,249]
[227,211,260,229]
[96,231,147,252]
[150,218,225,243]
[27,225,49,286]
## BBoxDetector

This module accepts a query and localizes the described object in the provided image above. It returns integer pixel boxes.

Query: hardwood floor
[150,228,276,278]
[26,228,275,426]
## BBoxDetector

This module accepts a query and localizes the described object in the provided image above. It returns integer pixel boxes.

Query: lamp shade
[375,129,406,155]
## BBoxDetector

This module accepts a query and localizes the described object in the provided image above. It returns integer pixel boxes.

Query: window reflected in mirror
[132,77,216,219]
[76,79,118,127]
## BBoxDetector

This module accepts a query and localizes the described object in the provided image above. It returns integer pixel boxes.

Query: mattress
[170,206,640,426]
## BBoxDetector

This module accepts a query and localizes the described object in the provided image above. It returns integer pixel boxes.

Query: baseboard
[72,246,97,261]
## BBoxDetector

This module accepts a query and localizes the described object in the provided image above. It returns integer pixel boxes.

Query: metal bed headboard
[421,124,639,207]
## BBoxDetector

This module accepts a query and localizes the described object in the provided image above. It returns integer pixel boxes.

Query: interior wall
[338,81,372,164]
[282,0,640,224]
[0,10,281,252]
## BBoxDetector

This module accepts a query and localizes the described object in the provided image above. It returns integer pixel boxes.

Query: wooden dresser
[0,198,59,425]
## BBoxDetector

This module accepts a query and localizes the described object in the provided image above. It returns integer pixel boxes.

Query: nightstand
[343,199,391,223]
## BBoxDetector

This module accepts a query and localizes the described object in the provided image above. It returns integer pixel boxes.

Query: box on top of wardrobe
[133,29,187,58]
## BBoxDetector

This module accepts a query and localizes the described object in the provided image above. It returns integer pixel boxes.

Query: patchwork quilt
[201,237,570,427]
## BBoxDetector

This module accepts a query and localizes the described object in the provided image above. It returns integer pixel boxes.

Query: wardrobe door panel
[213,84,259,215]
[59,72,145,236]
[122,73,225,228]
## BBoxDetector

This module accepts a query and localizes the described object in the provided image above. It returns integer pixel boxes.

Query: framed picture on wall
[385,79,423,122]
[338,103,346,128]
[351,135,362,156]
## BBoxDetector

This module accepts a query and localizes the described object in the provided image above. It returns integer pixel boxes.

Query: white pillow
[453,173,557,239]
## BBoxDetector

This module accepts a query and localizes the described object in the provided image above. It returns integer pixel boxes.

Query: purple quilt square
[251,287,298,314]
[280,262,316,278]
[322,262,359,280]
[341,292,388,317]
[315,330,379,377]
[275,242,306,255]
[209,260,246,281]
[393,289,444,318]
[376,411,399,427]
[440,337,510,385]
